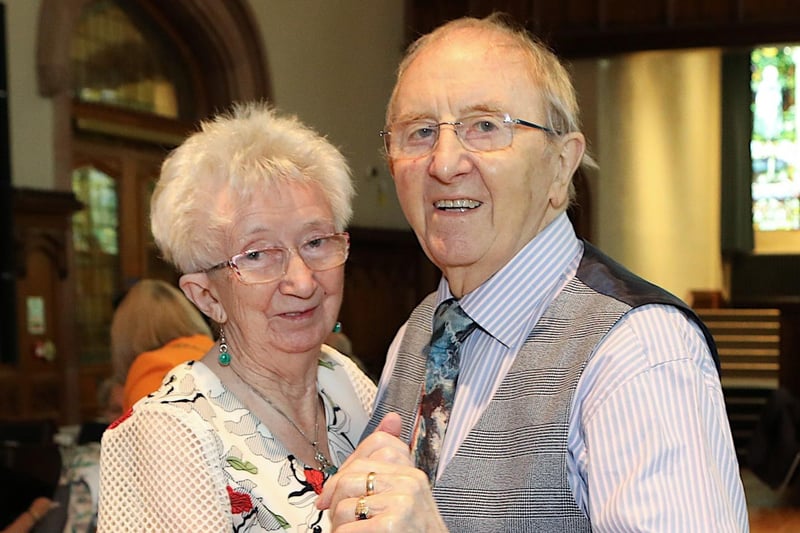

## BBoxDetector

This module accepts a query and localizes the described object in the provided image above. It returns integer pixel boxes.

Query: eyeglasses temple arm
[513,118,560,135]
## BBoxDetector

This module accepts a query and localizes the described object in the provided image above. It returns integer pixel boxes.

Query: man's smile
[434,199,482,211]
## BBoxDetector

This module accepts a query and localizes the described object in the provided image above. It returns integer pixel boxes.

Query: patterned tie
[414,298,477,485]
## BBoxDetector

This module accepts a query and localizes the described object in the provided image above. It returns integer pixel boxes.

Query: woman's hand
[317,413,448,532]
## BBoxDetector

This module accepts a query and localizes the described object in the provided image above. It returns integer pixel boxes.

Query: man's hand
[317,413,448,532]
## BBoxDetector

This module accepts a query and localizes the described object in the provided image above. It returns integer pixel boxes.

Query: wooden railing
[695,308,781,462]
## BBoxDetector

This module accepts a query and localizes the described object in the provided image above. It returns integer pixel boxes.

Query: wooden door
[70,138,169,421]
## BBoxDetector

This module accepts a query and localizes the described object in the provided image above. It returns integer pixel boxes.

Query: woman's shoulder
[126,361,221,414]
[318,346,376,417]
[106,361,231,440]
[319,345,371,382]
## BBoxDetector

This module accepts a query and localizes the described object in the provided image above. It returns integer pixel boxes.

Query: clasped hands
[316,412,448,532]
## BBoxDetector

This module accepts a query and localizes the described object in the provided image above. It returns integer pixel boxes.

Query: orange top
[123,334,215,410]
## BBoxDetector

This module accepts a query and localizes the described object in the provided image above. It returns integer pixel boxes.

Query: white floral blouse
[98,346,376,532]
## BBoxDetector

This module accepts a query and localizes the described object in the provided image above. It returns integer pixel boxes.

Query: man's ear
[179,272,227,324]
[557,132,585,184]
[549,132,585,208]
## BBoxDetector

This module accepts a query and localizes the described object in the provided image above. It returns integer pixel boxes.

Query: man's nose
[428,125,470,182]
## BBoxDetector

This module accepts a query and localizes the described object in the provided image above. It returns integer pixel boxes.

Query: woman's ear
[179,272,226,324]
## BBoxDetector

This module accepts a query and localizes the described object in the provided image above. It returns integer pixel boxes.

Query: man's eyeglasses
[379,112,559,159]
[204,232,350,285]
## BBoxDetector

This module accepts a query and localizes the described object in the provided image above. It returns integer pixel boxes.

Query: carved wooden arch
[35,0,272,188]
[71,157,123,182]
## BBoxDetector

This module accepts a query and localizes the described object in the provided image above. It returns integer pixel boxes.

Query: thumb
[375,412,403,437]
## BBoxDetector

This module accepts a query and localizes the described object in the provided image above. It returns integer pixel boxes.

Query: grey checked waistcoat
[364,242,718,532]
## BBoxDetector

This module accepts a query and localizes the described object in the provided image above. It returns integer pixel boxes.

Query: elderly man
[320,14,747,532]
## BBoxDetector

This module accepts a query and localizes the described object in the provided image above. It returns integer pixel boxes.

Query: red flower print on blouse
[305,468,325,495]
[107,407,133,430]
[227,485,254,514]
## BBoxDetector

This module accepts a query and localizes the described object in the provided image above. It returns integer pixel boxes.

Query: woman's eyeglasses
[204,232,350,285]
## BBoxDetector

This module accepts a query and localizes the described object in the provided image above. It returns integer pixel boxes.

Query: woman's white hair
[150,101,354,274]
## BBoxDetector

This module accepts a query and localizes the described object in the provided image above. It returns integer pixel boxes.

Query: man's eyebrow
[392,104,504,123]
[458,104,503,115]
[391,112,436,123]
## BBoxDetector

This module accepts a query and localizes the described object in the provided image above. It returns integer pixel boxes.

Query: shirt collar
[435,212,582,347]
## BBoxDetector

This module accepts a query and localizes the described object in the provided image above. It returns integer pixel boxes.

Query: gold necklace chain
[229,363,337,475]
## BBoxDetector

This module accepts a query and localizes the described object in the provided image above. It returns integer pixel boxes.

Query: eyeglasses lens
[232,234,349,284]
[386,114,514,158]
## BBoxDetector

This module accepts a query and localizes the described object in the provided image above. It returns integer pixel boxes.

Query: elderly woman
[98,102,376,532]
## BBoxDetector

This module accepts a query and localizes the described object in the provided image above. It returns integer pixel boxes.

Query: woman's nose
[279,252,316,296]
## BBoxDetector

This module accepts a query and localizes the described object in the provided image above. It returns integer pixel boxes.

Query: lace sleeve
[346,358,377,417]
[320,345,377,417]
[98,405,230,531]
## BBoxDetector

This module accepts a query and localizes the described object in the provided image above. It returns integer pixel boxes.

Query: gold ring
[355,495,369,520]
[366,471,376,496]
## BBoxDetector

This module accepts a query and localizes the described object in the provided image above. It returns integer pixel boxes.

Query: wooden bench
[694,308,781,462]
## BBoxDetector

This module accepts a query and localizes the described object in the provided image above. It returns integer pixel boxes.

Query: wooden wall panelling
[740,0,800,24]
[77,366,111,421]
[670,0,738,26]
[7,189,82,423]
[339,227,439,381]
[15,233,62,419]
[406,0,800,58]
[600,0,666,28]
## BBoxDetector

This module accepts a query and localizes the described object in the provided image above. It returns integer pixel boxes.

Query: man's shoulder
[577,242,687,310]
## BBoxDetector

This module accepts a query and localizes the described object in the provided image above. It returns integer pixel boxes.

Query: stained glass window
[72,166,120,364]
[70,0,192,118]
[751,46,800,232]
[72,167,118,255]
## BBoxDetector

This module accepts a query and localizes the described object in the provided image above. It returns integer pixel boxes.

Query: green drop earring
[218,327,231,366]
[332,321,342,333]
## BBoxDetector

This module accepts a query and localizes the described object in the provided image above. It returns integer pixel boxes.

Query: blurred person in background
[110,278,214,411]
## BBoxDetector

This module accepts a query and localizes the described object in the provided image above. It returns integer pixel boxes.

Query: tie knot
[432,299,477,345]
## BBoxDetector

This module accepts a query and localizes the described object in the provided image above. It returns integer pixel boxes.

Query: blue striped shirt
[378,213,748,531]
